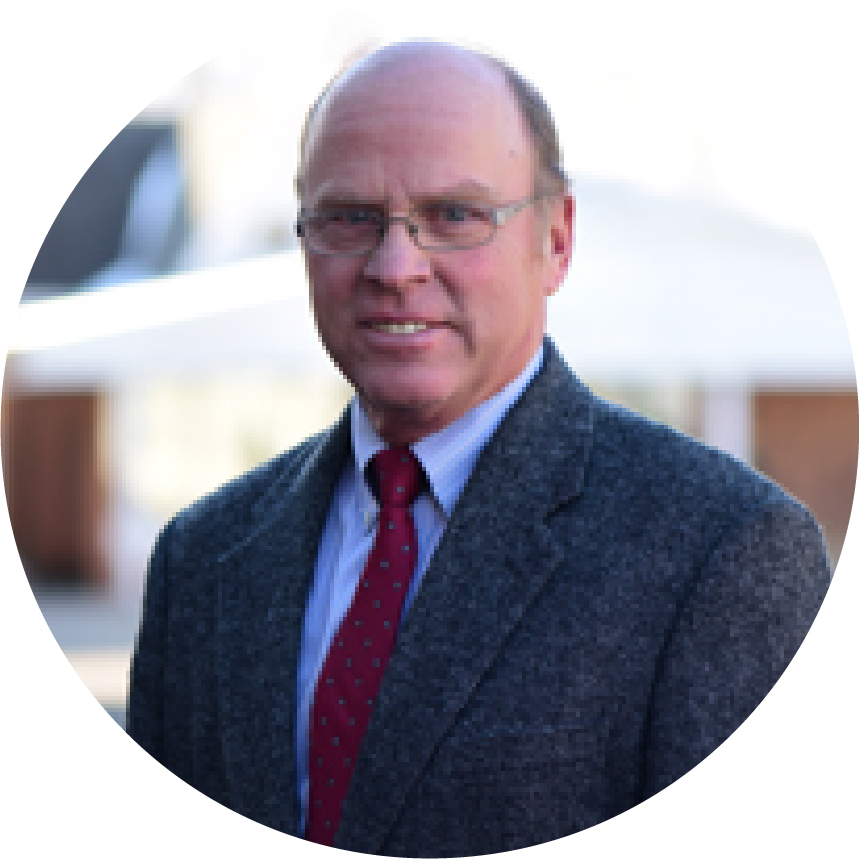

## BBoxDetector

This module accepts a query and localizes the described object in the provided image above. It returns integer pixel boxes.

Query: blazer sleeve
[126,518,172,762]
[642,497,831,797]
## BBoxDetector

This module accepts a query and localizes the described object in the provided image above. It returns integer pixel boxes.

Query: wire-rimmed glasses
[296,195,548,256]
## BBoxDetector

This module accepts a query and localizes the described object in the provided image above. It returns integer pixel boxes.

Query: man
[128,42,831,856]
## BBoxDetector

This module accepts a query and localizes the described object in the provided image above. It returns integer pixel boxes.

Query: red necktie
[306,447,425,845]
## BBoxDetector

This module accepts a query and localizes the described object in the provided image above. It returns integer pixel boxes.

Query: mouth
[366,321,431,334]
[358,319,451,353]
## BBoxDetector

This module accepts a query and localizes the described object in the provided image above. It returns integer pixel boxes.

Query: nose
[362,218,431,286]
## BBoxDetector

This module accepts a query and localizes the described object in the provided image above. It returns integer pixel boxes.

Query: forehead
[302,49,534,204]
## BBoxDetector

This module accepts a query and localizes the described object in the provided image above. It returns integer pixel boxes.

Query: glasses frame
[296,193,551,256]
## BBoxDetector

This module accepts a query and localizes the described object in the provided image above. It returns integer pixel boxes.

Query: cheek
[437,250,501,314]
[308,260,357,313]
[446,247,534,321]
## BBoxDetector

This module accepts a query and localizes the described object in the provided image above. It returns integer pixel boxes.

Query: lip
[357,317,451,349]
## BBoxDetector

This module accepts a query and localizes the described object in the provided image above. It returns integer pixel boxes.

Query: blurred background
[2,34,856,729]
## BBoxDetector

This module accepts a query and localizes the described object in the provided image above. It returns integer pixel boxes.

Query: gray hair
[295,44,570,201]
[489,56,570,197]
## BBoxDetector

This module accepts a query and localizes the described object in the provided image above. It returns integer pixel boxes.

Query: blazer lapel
[336,341,595,853]
[216,411,351,835]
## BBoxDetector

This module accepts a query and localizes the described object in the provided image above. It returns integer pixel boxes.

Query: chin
[359,364,452,399]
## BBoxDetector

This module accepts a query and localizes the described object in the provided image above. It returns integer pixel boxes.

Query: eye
[343,208,377,226]
[423,202,481,224]
[310,208,380,228]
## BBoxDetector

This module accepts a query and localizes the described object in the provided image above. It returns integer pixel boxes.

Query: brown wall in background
[754,390,859,567]
[1,384,855,585]
[2,391,107,586]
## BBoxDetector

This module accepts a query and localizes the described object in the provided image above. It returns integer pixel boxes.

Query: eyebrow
[306,181,501,209]
[306,188,371,207]
[419,181,499,202]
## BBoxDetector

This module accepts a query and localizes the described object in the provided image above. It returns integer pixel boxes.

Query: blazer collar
[474,336,594,514]
[336,337,595,852]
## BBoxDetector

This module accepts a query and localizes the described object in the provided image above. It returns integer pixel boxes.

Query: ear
[543,193,575,297]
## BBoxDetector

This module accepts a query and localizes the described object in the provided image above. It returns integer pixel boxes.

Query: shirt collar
[351,343,544,516]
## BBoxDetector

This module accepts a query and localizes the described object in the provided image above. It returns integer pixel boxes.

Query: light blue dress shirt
[296,345,544,834]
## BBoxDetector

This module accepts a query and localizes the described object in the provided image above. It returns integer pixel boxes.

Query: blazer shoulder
[582,395,830,606]
[589,395,804,523]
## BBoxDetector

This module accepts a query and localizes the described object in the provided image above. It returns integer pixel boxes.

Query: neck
[365,403,454,446]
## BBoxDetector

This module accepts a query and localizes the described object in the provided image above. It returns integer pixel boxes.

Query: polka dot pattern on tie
[306,447,424,845]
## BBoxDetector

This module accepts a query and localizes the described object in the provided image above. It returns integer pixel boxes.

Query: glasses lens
[303,209,381,254]
[413,202,495,249]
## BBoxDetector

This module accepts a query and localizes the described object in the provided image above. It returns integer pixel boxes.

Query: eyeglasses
[296,194,548,256]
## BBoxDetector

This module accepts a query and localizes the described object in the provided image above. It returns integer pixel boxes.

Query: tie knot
[370,447,424,507]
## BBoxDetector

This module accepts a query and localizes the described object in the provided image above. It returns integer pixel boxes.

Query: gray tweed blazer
[128,338,830,856]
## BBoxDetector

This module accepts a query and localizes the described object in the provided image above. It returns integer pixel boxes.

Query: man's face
[301,48,573,443]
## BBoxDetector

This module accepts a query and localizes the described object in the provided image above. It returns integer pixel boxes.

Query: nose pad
[376,216,421,249]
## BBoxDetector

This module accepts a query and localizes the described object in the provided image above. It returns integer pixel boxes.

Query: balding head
[297,41,568,204]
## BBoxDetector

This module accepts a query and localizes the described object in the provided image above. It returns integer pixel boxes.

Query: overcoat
[128,338,830,856]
